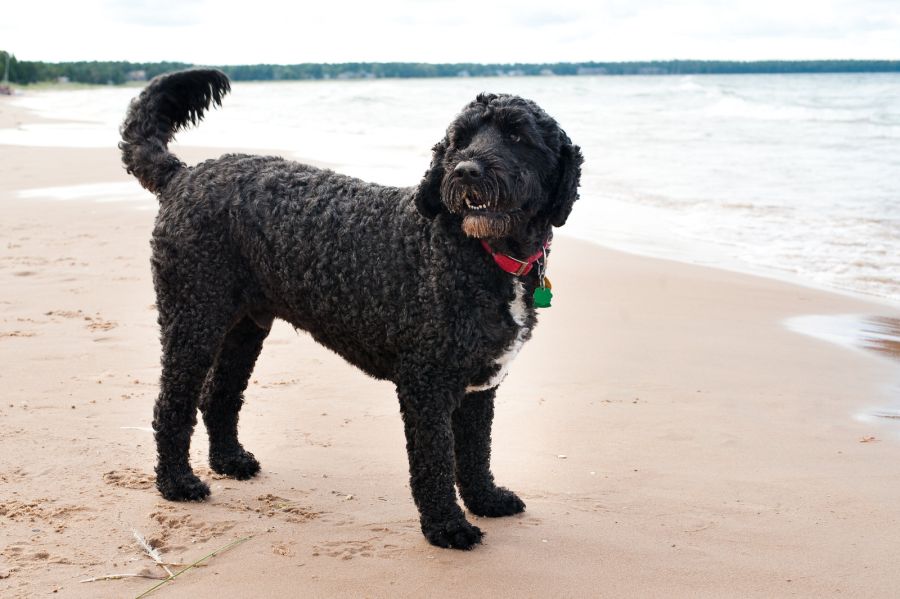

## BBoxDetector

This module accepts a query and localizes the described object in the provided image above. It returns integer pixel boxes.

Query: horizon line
[3,54,900,66]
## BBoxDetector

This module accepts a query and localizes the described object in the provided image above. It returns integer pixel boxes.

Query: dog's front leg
[453,388,526,517]
[398,381,483,549]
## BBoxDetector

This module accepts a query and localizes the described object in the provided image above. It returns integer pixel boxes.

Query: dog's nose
[454,161,483,181]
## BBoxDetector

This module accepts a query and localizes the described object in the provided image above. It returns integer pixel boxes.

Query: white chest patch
[466,279,530,393]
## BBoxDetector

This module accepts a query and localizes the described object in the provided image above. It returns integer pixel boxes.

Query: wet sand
[861,317,900,361]
[3,97,900,598]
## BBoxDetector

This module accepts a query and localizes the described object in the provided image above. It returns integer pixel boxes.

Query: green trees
[0,52,192,84]
[0,52,898,85]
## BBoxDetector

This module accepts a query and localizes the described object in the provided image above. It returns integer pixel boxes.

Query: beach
[2,96,900,598]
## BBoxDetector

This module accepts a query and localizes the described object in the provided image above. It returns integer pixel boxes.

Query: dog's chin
[461,211,514,239]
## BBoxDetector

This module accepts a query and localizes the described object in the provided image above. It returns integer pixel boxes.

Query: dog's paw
[209,447,260,480]
[156,471,211,501]
[463,487,526,517]
[422,517,484,550]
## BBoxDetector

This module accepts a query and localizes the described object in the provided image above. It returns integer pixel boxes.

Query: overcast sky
[5,0,899,64]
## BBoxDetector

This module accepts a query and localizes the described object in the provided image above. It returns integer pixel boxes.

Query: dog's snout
[454,161,483,182]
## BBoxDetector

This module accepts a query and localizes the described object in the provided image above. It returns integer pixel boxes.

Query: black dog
[120,69,582,549]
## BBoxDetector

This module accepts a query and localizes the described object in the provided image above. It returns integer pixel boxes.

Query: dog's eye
[508,133,521,143]
[450,133,470,149]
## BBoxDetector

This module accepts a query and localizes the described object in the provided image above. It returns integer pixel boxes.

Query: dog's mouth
[445,178,520,239]
[463,192,489,211]
[460,192,515,238]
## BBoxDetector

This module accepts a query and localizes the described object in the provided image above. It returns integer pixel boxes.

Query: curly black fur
[120,69,583,550]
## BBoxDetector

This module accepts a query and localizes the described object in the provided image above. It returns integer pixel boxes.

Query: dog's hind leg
[453,389,526,517]
[153,299,235,502]
[199,315,271,480]
[397,376,484,550]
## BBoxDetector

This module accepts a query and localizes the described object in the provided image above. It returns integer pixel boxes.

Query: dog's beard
[461,212,515,238]
[441,169,533,239]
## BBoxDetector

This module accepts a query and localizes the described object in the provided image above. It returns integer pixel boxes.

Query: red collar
[480,236,551,276]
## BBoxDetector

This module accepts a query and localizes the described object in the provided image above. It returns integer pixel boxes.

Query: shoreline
[563,225,900,313]
[4,95,900,598]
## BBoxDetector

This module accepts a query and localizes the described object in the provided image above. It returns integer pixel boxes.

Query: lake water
[3,73,899,305]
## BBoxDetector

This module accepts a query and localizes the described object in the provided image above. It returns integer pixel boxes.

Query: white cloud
[3,0,898,63]
[104,0,206,27]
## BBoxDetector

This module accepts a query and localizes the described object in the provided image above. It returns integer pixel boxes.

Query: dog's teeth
[466,197,485,210]
[464,193,489,211]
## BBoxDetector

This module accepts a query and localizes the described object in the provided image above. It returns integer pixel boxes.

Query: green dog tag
[533,286,552,308]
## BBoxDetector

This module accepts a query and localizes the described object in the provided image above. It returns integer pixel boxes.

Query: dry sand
[2,97,900,598]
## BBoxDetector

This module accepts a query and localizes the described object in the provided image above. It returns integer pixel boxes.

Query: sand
[2,96,900,598]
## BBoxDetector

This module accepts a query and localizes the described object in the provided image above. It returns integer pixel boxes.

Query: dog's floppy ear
[414,139,448,219]
[548,136,584,227]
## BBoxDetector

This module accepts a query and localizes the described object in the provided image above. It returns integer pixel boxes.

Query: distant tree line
[2,51,899,85]
[1,51,192,84]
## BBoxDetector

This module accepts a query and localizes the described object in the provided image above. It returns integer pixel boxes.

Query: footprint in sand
[85,315,118,332]
[147,506,236,548]
[224,493,322,524]
[311,536,405,560]
[0,330,36,338]
[103,468,154,490]
[0,467,28,483]
[515,515,544,527]
[44,309,84,319]
[0,544,76,571]
[0,498,90,532]
[43,309,118,333]
[272,541,297,557]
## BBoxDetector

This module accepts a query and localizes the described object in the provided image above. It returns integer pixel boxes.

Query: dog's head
[414,93,583,239]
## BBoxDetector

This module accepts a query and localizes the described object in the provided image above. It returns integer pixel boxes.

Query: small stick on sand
[135,535,253,599]
[80,573,166,583]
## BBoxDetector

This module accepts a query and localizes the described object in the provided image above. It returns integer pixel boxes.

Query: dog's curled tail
[119,69,231,194]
